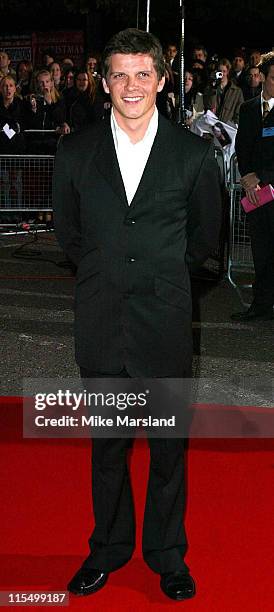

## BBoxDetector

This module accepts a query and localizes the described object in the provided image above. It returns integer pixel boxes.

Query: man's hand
[240,172,260,190]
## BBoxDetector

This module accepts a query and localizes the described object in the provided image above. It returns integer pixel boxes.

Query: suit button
[124,218,136,225]
[126,257,136,263]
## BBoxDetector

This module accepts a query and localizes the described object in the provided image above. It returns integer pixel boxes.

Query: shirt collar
[111,106,158,149]
[261,92,274,111]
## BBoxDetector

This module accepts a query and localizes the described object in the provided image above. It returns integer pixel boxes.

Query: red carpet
[1,400,274,611]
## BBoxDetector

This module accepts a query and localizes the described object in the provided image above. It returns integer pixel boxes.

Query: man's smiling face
[102,53,165,128]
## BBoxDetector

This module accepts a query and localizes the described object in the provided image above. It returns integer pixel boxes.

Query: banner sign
[0,34,32,68]
[32,31,85,67]
[0,31,84,69]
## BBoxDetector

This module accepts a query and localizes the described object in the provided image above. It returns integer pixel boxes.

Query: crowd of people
[0,38,271,232]
[0,41,267,157]
[0,48,108,155]
[165,43,265,126]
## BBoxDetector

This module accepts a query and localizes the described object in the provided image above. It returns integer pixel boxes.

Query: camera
[208,70,223,88]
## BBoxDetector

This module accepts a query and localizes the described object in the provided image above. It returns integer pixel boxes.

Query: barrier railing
[0,145,231,282]
[0,154,54,211]
[0,153,54,235]
[0,146,229,270]
[227,153,254,306]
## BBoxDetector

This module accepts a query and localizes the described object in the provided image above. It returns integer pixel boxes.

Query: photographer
[204,58,244,125]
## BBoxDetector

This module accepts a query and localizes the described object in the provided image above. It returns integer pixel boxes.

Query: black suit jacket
[53,114,222,376]
[235,95,274,185]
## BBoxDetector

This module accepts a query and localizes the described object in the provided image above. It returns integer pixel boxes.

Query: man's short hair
[193,45,208,59]
[258,51,274,77]
[101,28,165,80]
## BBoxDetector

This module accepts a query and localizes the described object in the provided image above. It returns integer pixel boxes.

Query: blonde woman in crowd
[49,61,62,91]
[0,75,26,152]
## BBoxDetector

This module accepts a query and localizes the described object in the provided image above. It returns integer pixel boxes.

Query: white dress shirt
[111,107,158,205]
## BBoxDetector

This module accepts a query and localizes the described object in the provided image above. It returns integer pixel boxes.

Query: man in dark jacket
[53,28,222,601]
[241,65,262,101]
[232,52,274,321]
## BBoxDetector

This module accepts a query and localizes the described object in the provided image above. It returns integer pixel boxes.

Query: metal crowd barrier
[0,146,229,273]
[227,153,254,306]
[0,154,55,235]
[0,146,256,305]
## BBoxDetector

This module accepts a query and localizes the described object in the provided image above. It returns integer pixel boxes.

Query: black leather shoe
[67,567,108,596]
[231,305,274,322]
[160,571,196,601]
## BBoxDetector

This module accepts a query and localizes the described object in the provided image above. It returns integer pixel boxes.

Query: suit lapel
[129,114,170,211]
[94,121,128,209]
[93,114,171,211]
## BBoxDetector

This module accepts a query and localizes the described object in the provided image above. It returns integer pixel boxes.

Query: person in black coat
[63,68,105,133]
[0,76,26,153]
[53,28,222,602]
[241,65,262,101]
[25,69,66,153]
[16,61,32,98]
[232,52,274,321]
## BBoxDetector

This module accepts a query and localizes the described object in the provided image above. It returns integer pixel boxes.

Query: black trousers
[80,368,189,575]
[248,202,274,309]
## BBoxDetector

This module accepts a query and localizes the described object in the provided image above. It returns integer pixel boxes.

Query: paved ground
[0,231,273,403]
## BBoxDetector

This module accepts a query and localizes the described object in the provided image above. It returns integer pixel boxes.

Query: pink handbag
[241,184,274,213]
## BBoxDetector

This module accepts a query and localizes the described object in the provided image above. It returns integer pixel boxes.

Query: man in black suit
[53,28,221,601]
[232,52,274,321]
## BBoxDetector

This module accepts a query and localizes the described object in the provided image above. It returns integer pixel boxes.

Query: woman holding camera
[25,69,67,153]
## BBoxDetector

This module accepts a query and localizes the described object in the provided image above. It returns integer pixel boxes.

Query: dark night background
[1,0,274,57]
